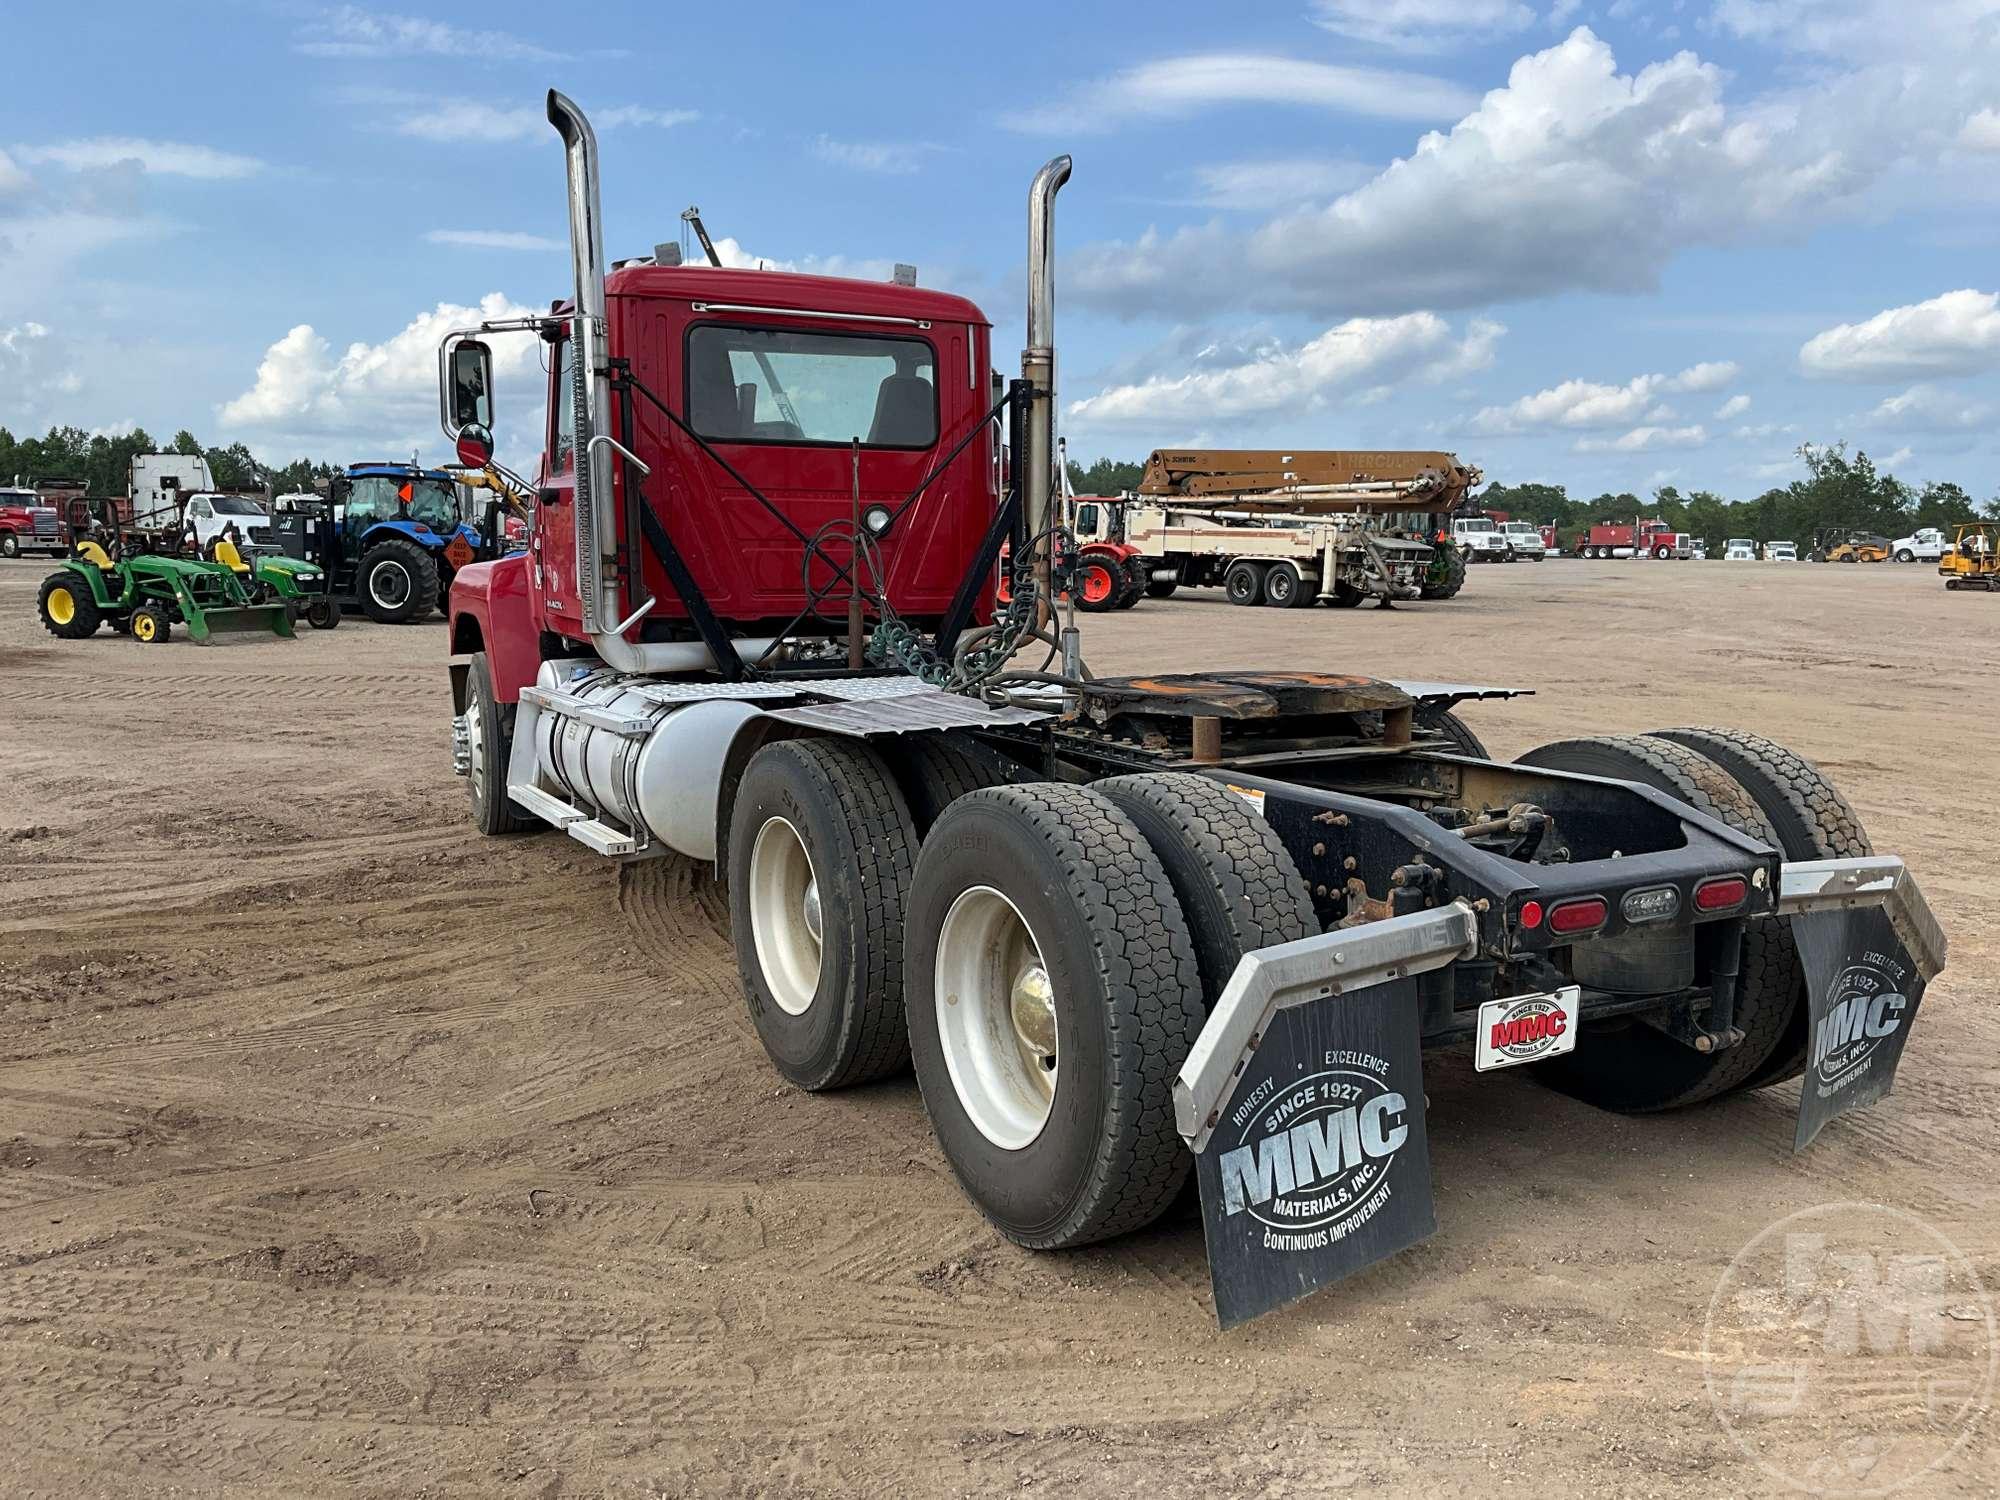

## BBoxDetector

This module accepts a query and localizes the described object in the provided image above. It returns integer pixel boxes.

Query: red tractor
[430,91,1944,1329]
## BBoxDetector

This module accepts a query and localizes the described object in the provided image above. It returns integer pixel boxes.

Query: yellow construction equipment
[1941,522,1999,591]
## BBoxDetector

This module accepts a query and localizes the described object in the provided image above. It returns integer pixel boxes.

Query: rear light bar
[1694,876,1749,912]
[1547,897,1607,935]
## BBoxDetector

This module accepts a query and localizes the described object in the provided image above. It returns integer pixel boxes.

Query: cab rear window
[685,324,937,449]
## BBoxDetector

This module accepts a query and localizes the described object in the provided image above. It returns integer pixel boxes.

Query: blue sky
[7,0,2000,500]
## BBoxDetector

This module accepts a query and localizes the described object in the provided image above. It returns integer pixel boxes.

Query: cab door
[533,335,580,631]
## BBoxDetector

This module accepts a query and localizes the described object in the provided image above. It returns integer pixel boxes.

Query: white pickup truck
[1723,537,1757,561]
[1891,527,1949,563]
[182,493,277,553]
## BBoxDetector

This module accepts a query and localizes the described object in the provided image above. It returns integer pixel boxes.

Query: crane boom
[1136,448,1481,515]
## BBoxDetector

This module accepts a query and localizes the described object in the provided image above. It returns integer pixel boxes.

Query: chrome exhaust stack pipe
[1022,155,1071,616]
[547,90,613,639]
[548,89,703,675]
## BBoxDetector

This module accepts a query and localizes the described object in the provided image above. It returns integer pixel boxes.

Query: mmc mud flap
[1175,905,1477,1329]
[1777,857,1947,1150]
[1175,857,1946,1328]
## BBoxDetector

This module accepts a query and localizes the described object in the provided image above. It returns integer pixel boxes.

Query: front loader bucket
[179,598,296,643]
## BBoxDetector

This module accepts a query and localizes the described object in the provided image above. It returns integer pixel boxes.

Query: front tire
[1074,557,1121,612]
[130,602,172,644]
[905,783,1202,1248]
[728,739,918,1091]
[464,653,528,835]
[358,537,440,624]
[0,533,18,559]
[305,600,342,630]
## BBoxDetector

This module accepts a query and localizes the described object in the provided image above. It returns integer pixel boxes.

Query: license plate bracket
[1473,985,1581,1072]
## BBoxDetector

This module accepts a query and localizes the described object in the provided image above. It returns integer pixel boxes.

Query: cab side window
[552,339,577,474]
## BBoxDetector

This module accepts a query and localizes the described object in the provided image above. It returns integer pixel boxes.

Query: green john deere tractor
[36,536,299,644]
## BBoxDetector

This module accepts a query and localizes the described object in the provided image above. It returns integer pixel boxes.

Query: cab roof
[602,264,990,329]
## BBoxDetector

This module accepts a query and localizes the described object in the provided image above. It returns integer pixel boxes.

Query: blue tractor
[276,462,497,624]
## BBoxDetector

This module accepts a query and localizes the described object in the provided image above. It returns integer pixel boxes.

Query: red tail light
[1694,876,1749,912]
[1548,897,1607,934]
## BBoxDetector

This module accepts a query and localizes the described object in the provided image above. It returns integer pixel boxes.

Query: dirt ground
[2,555,1995,1499]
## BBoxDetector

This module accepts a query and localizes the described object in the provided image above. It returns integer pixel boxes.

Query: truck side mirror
[447,339,495,432]
[456,423,495,469]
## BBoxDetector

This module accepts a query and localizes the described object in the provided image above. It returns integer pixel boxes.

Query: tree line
[1069,445,1997,554]
[0,424,343,501]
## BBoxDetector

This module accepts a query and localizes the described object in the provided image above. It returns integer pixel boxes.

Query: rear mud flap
[1176,907,1476,1328]
[1778,857,1945,1152]
[1191,977,1436,1329]
[1789,907,1927,1151]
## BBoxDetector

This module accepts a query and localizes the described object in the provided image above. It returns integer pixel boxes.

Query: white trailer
[128,453,216,535]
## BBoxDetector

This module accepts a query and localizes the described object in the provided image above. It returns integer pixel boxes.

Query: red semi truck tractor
[430,91,1943,1329]
[0,486,66,557]
[1578,519,1691,559]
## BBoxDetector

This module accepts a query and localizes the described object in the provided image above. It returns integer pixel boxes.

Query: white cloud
[1881,445,1915,468]
[15,137,264,180]
[0,149,29,197]
[1734,421,1796,439]
[0,320,85,426]
[1067,27,1935,319]
[1066,311,1502,426]
[1867,383,1993,430]
[1309,0,1535,53]
[1471,362,1738,433]
[1574,424,1708,452]
[1715,393,1752,419]
[595,106,700,130]
[295,6,564,62]
[378,96,694,144]
[1005,53,1475,134]
[1800,290,2000,380]
[219,293,542,453]
[424,229,564,251]
[1959,107,2000,152]
[809,136,943,175]
[390,101,544,143]
[1187,157,1374,209]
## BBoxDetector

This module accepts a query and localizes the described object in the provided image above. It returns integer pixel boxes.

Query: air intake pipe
[548,90,703,675]
[1022,155,1072,611]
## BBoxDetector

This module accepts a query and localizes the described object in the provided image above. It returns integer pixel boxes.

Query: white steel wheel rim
[370,560,411,609]
[936,885,1057,1151]
[749,816,822,1016]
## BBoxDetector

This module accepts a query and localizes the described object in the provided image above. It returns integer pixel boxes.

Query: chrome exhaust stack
[1022,155,1071,611]
[547,90,613,638]
[548,89,699,675]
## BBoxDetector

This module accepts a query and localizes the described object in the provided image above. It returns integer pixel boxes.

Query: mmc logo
[1488,997,1568,1062]
[1811,961,1906,1083]
[1217,1065,1408,1232]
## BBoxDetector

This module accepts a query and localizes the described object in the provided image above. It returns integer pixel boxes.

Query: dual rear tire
[726,744,1316,1250]
[1515,729,1870,1110]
